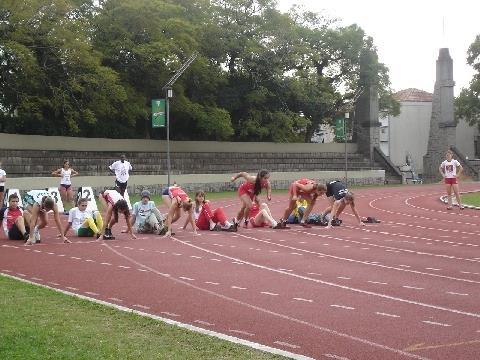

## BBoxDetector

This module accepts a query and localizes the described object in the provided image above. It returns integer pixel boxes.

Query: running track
[1,183,479,360]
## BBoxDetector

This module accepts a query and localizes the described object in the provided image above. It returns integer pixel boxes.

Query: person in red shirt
[2,193,30,242]
[194,191,237,231]
[162,185,196,237]
[279,179,327,228]
[248,198,282,229]
[231,170,272,227]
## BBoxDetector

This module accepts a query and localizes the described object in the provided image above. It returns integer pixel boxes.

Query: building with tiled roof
[393,88,433,102]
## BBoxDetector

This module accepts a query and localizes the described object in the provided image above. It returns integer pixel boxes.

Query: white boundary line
[0,272,314,360]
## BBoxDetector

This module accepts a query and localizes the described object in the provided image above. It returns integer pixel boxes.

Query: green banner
[152,99,166,128]
[335,117,345,141]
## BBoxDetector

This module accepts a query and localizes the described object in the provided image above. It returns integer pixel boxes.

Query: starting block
[76,186,98,213]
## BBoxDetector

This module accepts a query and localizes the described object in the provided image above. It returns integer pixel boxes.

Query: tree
[0,0,128,136]
[455,34,480,127]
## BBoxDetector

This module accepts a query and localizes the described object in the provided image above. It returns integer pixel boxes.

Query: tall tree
[455,34,480,127]
[0,0,128,136]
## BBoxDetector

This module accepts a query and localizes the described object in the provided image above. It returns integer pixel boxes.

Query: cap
[141,190,151,199]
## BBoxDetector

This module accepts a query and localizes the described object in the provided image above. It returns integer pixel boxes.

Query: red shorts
[444,178,457,185]
[250,217,267,228]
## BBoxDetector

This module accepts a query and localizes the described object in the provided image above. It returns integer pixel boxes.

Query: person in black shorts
[322,181,364,228]
[1,193,30,241]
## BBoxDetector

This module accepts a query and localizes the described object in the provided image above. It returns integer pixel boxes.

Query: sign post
[151,99,165,128]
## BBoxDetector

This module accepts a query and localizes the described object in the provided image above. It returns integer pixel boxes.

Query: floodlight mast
[161,52,198,187]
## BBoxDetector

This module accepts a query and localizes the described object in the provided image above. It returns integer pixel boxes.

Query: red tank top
[169,186,188,202]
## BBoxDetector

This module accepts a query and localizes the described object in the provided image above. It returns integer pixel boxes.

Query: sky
[277,0,479,95]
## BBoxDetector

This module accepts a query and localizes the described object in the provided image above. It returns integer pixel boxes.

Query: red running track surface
[1,184,479,359]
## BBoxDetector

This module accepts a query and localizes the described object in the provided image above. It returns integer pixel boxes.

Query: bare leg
[452,183,462,208]
[281,197,296,221]
[446,184,453,208]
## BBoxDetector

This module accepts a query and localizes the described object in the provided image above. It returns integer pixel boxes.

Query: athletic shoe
[158,227,168,236]
[95,233,102,240]
[459,206,465,210]
[331,219,342,226]
[210,224,222,231]
[446,206,453,210]
[243,219,249,228]
[224,224,238,232]
[272,223,283,229]
[102,234,115,240]
[23,233,30,242]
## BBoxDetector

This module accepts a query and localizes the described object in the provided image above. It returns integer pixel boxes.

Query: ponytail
[254,169,270,196]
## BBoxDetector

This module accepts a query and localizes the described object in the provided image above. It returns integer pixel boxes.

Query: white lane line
[137,269,148,272]
[367,281,388,285]
[337,276,351,280]
[323,354,351,360]
[108,297,123,302]
[48,282,60,286]
[85,259,95,262]
[70,256,82,260]
[57,254,65,257]
[1,269,12,273]
[194,320,214,326]
[330,305,355,310]
[210,258,222,262]
[232,261,244,265]
[294,298,313,303]
[179,276,195,281]
[46,252,55,255]
[290,252,303,256]
[172,253,182,256]
[101,262,112,266]
[31,277,43,281]
[308,272,322,276]
[229,329,255,337]
[118,265,130,269]
[161,312,180,317]
[422,321,451,327]
[190,255,202,259]
[261,292,279,296]
[205,281,219,285]
[16,273,26,277]
[375,312,400,318]
[33,250,42,253]
[446,291,469,296]
[274,341,300,349]
[231,286,247,290]
[402,286,424,290]
[425,268,441,271]
[132,304,150,310]
[66,286,78,291]
[85,291,99,296]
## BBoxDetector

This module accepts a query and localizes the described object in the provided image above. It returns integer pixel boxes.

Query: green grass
[0,276,286,360]
[461,192,480,207]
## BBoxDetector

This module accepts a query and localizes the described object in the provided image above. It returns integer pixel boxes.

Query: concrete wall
[0,133,357,153]
[388,101,432,173]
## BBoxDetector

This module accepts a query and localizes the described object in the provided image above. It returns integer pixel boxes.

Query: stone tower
[423,48,456,181]
[354,52,381,162]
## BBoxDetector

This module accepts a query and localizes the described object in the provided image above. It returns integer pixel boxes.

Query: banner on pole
[335,117,345,141]
[152,99,165,128]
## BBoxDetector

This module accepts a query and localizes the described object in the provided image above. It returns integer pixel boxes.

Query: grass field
[0,276,286,360]
[461,192,480,207]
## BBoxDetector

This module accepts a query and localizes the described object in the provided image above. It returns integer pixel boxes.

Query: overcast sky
[277,0,479,95]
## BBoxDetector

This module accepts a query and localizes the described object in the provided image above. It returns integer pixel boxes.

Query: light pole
[344,112,349,185]
[165,87,173,186]
[161,52,198,187]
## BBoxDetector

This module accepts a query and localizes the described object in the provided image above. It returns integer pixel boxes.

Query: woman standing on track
[51,160,78,213]
[231,170,272,228]
[162,185,196,237]
[279,179,327,228]
[439,149,464,210]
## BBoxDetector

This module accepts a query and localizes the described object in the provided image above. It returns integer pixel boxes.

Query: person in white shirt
[109,154,132,196]
[0,161,6,207]
[439,149,464,210]
[23,190,69,245]
[63,198,103,238]
[128,190,166,235]
[51,160,78,213]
